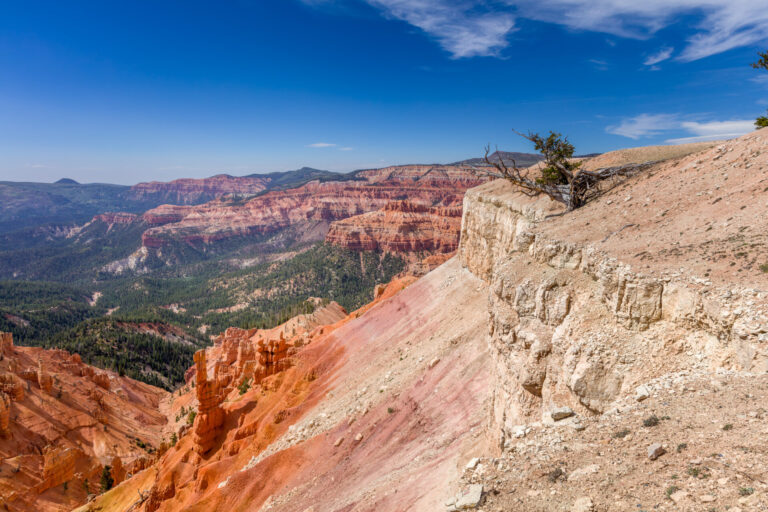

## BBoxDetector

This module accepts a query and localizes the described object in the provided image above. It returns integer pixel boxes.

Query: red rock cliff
[0,332,169,512]
[136,165,484,257]
[128,174,271,205]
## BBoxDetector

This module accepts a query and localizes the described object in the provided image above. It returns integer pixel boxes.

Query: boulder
[455,484,483,509]
[551,407,575,421]
[647,443,666,460]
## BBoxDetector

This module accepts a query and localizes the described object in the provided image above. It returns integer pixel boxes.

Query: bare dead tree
[474,131,657,211]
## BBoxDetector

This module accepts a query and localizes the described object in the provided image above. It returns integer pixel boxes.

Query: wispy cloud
[666,120,756,143]
[511,0,768,62]
[307,142,336,148]
[607,113,679,139]
[589,58,609,70]
[366,0,515,58]
[310,1,768,62]
[607,113,754,143]
[339,147,354,151]
[24,163,48,169]
[644,47,674,66]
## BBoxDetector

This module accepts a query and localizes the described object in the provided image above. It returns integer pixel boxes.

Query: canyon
[97,165,485,274]
[139,166,482,255]
[73,128,768,512]
[0,332,168,512]
[126,168,341,206]
[3,130,768,511]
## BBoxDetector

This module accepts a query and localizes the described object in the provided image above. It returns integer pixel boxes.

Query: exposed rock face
[38,445,81,492]
[82,265,491,512]
[92,372,111,390]
[110,455,126,485]
[0,392,10,438]
[325,200,463,254]
[0,331,13,356]
[192,350,225,455]
[92,212,140,225]
[0,332,168,512]
[37,358,53,393]
[128,174,271,205]
[128,166,483,262]
[76,130,768,512]
[459,131,768,452]
[0,372,24,400]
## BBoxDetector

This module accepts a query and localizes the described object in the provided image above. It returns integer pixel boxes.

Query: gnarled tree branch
[472,131,657,211]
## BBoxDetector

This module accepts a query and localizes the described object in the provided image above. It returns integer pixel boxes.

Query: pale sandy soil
[463,370,768,511]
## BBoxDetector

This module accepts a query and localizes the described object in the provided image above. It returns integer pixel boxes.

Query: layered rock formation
[80,272,494,512]
[325,200,463,255]
[92,212,140,225]
[102,166,484,273]
[66,129,768,512]
[0,393,9,439]
[459,128,768,452]
[191,350,225,455]
[0,332,13,356]
[127,174,271,205]
[0,332,168,512]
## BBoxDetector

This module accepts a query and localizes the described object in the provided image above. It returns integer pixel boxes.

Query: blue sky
[0,0,766,184]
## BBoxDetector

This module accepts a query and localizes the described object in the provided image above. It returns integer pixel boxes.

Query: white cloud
[307,142,336,148]
[366,0,515,58]
[607,113,679,139]
[666,120,755,143]
[510,0,768,62]
[644,47,674,66]
[339,147,354,151]
[338,1,768,61]
[607,113,754,143]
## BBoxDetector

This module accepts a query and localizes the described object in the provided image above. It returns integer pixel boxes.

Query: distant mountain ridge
[452,150,545,168]
[0,167,346,236]
[0,151,548,237]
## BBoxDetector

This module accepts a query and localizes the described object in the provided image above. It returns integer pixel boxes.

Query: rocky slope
[449,128,768,510]
[25,131,768,512]
[0,332,169,512]
[78,258,492,512]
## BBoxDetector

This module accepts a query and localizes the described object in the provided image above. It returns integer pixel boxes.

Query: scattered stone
[572,496,594,512]
[429,357,440,369]
[512,425,529,438]
[333,437,344,447]
[551,407,575,421]
[455,484,483,509]
[354,433,363,443]
[647,443,666,460]
[466,457,480,470]
[635,385,651,402]
[669,490,688,503]
[699,494,716,503]
[569,464,600,481]
[570,421,586,431]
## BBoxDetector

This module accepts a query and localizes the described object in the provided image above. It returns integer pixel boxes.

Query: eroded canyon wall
[460,131,768,452]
